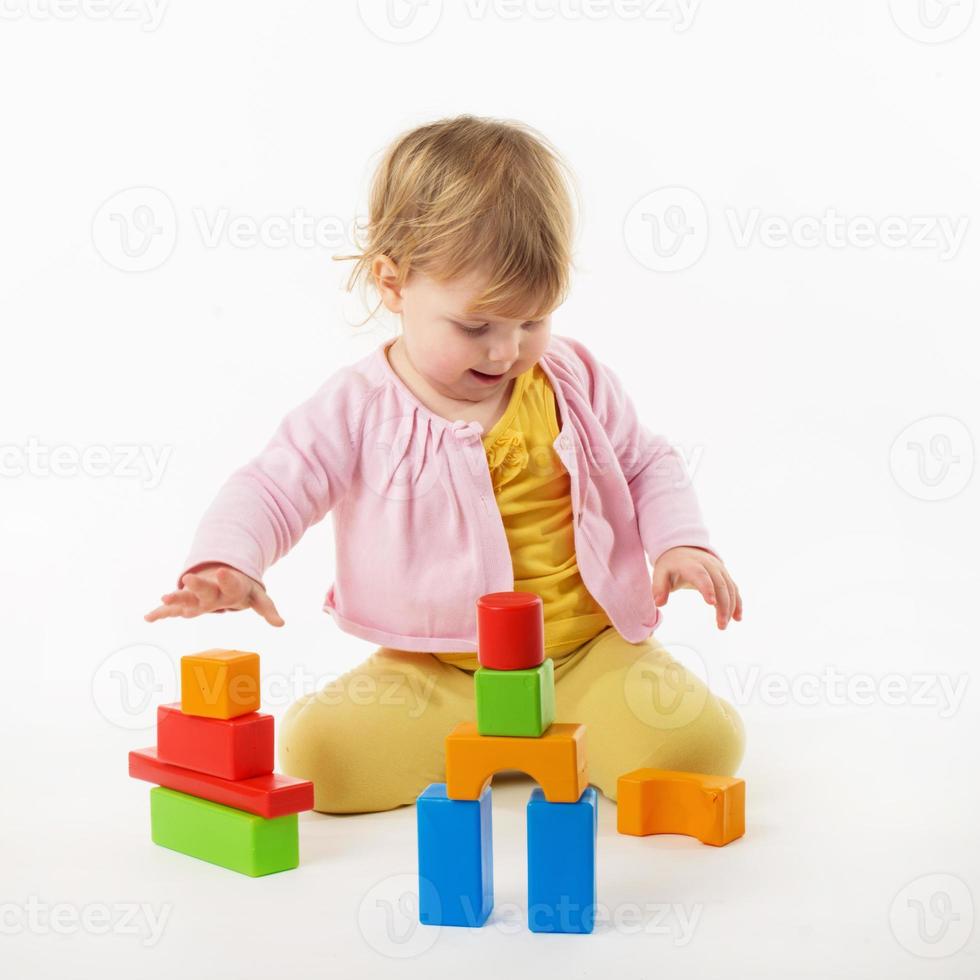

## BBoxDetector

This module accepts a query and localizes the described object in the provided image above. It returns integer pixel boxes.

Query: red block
[477,591,544,670]
[156,702,274,780]
[129,747,314,818]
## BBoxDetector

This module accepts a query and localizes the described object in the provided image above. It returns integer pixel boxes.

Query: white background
[1,1,978,977]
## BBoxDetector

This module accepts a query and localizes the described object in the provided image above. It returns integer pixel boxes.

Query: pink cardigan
[178,334,720,652]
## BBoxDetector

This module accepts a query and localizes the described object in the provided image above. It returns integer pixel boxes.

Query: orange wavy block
[445,721,587,803]
[617,768,745,846]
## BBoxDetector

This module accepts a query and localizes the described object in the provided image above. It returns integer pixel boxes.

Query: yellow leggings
[278,627,745,814]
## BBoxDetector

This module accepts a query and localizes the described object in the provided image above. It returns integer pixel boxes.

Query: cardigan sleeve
[569,337,722,568]
[175,370,364,590]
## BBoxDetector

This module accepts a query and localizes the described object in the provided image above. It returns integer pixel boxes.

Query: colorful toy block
[180,648,260,719]
[156,703,274,780]
[475,658,555,737]
[130,747,314,818]
[425,582,754,934]
[527,786,598,934]
[150,786,298,877]
[445,721,587,803]
[617,768,745,846]
[130,649,316,878]
[417,591,607,933]
[417,783,493,927]
[477,591,544,669]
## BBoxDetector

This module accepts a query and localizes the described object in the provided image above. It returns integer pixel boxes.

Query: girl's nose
[489,336,521,365]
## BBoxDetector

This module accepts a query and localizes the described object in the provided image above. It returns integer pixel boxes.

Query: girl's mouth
[469,368,506,384]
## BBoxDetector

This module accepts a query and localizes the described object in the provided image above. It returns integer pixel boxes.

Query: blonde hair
[336,114,580,325]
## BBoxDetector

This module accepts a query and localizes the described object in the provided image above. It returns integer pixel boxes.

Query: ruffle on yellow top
[485,427,530,491]
[435,363,612,671]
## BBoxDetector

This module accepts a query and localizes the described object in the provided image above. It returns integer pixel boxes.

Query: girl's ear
[372,254,405,313]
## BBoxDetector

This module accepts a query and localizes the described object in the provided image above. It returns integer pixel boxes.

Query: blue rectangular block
[527,785,597,934]
[417,782,493,927]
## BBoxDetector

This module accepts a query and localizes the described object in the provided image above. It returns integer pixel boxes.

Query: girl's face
[376,259,553,404]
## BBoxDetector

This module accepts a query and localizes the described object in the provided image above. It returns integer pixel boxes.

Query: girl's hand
[651,546,742,630]
[144,562,285,627]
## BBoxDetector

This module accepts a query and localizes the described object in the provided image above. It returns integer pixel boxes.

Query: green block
[475,658,555,737]
[149,786,299,877]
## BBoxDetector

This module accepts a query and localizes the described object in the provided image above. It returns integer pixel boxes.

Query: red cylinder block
[477,592,544,670]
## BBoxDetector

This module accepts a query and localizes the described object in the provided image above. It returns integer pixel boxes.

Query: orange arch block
[445,722,587,803]
[617,768,745,846]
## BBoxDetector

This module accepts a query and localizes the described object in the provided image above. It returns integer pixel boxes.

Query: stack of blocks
[128,649,315,877]
[417,592,598,934]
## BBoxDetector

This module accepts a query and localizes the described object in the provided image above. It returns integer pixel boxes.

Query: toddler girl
[145,114,745,813]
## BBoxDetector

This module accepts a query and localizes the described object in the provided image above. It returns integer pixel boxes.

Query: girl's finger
[161,591,199,611]
[145,601,191,622]
[689,564,716,606]
[720,571,737,627]
[651,567,673,605]
[250,587,285,627]
[717,566,735,629]
[182,572,220,602]
[183,574,237,613]
[693,563,727,627]
[215,566,248,602]
[705,566,731,626]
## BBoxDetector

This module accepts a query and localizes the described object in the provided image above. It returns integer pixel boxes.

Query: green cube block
[149,786,298,877]
[475,658,555,737]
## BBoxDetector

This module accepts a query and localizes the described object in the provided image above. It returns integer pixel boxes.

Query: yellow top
[434,363,612,671]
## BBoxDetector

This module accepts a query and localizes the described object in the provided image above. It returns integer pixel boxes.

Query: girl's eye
[454,320,542,336]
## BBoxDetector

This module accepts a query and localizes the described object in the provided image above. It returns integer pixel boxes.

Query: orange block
[445,721,588,803]
[181,649,260,720]
[617,768,745,846]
